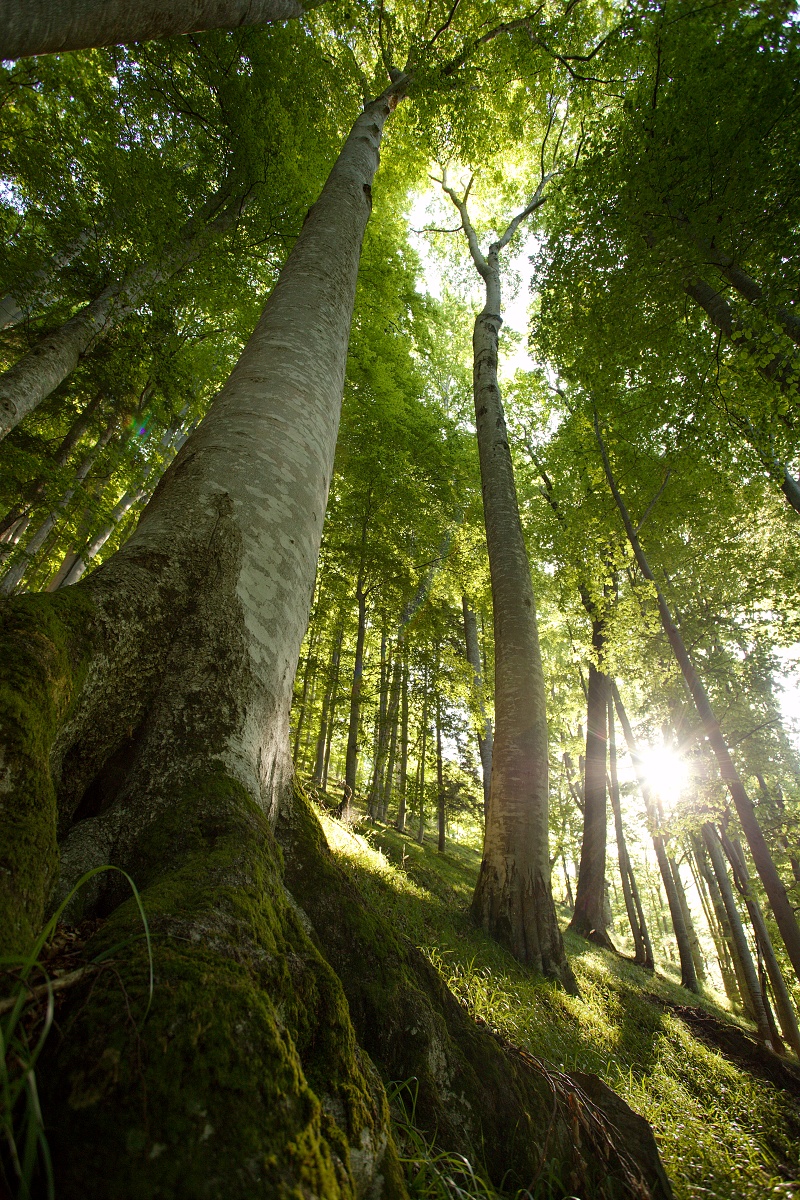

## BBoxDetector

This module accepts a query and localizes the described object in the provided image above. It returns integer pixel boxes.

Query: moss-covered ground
[315,804,800,1200]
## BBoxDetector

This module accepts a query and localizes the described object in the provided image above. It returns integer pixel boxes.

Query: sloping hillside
[317,806,800,1200]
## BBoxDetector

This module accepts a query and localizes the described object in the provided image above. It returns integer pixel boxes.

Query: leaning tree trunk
[596,414,800,987]
[441,180,571,984]
[612,685,699,992]
[0,79,411,1199]
[568,619,614,948]
[0,188,247,441]
[703,825,775,1049]
[0,0,324,59]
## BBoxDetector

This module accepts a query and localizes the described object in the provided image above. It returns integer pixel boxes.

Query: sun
[637,744,690,810]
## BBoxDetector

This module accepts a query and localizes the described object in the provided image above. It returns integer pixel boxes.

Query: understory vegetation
[316,800,800,1200]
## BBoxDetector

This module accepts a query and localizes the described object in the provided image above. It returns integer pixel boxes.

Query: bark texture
[462,596,493,816]
[0,0,323,59]
[442,182,570,984]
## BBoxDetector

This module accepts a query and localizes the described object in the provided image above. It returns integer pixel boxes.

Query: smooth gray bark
[442,178,570,983]
[396,660,409,832]
[0,0,323,59]
[596,412,800,986]
[0,190,247,441]
[50,79,404,910]
[342,580,367,822]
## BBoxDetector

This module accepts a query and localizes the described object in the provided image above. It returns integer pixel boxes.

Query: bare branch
[635,469,671,533]
[440,179,488,277]
[494,172,555,251]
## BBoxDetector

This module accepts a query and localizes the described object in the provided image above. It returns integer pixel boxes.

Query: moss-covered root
[277,785,674,1200]
[0,591,95,954]
[38,777,407,1200]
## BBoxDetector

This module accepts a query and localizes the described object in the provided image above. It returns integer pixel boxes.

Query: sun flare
[638,745,689,810]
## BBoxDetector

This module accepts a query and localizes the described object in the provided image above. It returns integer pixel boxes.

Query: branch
[635,469,671,533]
[440,174,488,277]
[494,172,554,251]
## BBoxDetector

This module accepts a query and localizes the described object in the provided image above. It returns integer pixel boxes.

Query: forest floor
[312,801,800,1200]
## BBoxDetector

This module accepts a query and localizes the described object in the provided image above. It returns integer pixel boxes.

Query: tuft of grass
[316,808,800,1200]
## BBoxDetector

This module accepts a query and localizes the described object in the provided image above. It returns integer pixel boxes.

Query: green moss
[0,589,96,954]
[39,772,406,1200]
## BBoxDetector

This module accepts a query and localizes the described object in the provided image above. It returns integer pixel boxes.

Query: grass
[318,807,800,1200]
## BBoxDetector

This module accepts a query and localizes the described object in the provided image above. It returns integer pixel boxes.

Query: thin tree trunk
[396,659,409,832]
[703,825,775,1048]
[720,832,800,1058]
[380,653,402,821]
[668,853,706,983]
[688,838,740,1008]
[368,627,390,818]
[607,696,651,966]
[1,408,121,594]
[462,595,493,818]
[0,0,324,59]
[313,623,342,787]
[612,684,699,992]
[755,772,800,887]
[0,227,96,329]
[322,637,342,793]
[442,179,571,984]
[0,391,106,540]
[436,692,445,854]
[0,188,248,440]
[597,415,800,986]
[342,581,367,823]
[569,627,613,948]
[417,679,428,846]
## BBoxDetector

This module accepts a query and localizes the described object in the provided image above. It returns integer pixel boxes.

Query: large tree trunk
[0,189,247,441]
[0,80,408,1197]
[596,416,800,987]
[442,184,570,984]
[612,685,699,992]
[462,595,493,817]
[0,0,324,59]
[568,624,614,948]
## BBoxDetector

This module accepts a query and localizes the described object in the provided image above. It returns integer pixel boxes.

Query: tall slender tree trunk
[436,692,445,854]
[596,414,800,986]
[612,685,699,992]
[313,623,342,786]
[607,697,652,966]
[688,838,741,1007]
[368,626,390,817]
[569,620,613,948]
[442,180,570,984]
[343,580,367,822]
[322,635,342,793]
[0,188,248,440]
[0,391,106,541]
[380,653,402,821]
[720,832,800,1057]
[703,825,775,1048]
[462,595,493,817]
[1,408,121,594]
[668,853,706,984]
[396,659,409,832]
[0,227,96,329]
[0,0,324,59]
[416,679,428,846]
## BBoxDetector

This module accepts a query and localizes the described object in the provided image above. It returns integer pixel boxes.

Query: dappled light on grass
[319,808,800,1200]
